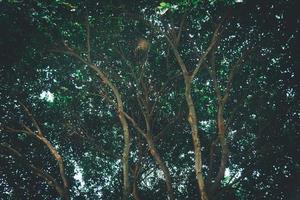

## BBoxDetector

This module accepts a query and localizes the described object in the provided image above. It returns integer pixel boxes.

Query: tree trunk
[117,105,130,199]
[210,104,229,194]
[89,63,131,199]
[132,175,140,200]
[146,135,175,200]
[185,81,209,200]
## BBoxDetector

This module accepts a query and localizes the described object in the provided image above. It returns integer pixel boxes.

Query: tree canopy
[0,0,299,199]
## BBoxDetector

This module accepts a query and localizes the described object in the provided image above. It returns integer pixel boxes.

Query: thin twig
[86,15,91,62]
[223,48,254,103]
[19,102,43,136]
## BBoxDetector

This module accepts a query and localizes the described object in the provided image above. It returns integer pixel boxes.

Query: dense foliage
[0,0,299,199]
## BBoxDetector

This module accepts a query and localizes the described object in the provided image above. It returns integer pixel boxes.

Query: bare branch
[36,135,69,190]
[5,126,33,136]
[223,48,254,103]
[121,111,146,138]
[150,72,182,117]
[174,11,187,47]
[86,15,91,62]
[19,102,43,136]
[192,24,223,80]
[0,143,68,199]
[6,105,69,193]
[165,35,190,79]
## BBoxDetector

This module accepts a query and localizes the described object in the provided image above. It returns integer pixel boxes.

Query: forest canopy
[0,0,299,199]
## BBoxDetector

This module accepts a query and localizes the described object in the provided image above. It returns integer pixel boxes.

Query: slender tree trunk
[210,103,229,194]
[122,111,174,199]
[88,63,131,199]
[132,173,141,200]
[164,29,214,199]
[146,135,175,200]
[185,81,209,200]
[118,110,131,199]
[55,188,69,200]
[52,50,132,198]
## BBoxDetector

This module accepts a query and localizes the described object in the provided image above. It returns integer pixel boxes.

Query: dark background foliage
[0,0,299,199]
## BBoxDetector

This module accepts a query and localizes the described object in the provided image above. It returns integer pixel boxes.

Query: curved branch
[51,45,131,199]
[6,104,69,197]
[0,143,68,199]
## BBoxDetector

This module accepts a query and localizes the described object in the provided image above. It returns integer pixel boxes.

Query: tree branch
[174,11,187,47]
[6,104,69,194]
[86,15,91,62]
[149,72,182,117]
[223,48,254,103]
[19,102,43,136]
[192,24,223,80]
[121,111,146,138]
[0,143,68,199]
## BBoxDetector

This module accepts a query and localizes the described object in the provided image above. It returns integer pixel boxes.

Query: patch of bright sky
[225,168,230,177]
[141,168,165,189]
[39,91,54,102]
[227,168,243,183]
[73,162,86,191]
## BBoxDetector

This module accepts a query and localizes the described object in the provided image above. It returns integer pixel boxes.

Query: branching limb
[0,143,68,199]
[51,42,131,198]
[5,103,69,195]
[19,102,43,136]
[121,111,147,138]
[192,23,223,80]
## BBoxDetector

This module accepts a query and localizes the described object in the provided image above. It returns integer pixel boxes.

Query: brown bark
[122,111,175,200]
[166,34,212,199]
[100,77,131,200]
[132,179,140,200]
[35,135,69,192]
[207,48,253,194]
[51,47,131,199]
[185,82,209,200]
[206,49,229,194]
[146,135,175,200]
[0,142,69,200]
[209,103,229,193]
[132,135,142,200]
[116,52,175,199]
[18,103,69,196]
[4,105,70,199]
[163,19,223,199]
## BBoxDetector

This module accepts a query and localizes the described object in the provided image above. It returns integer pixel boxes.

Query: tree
[0,0,299,199]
